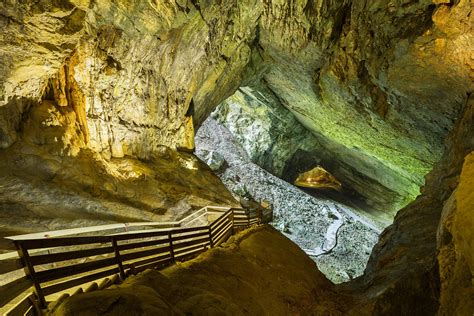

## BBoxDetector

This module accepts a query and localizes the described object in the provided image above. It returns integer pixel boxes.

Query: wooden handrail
[0,206,272,315]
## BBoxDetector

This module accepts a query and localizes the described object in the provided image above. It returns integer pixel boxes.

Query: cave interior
[0,0,473,315]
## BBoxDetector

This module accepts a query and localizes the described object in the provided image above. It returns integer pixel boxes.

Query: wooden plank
[17,243,46,308]
[0,238,16,251]
[25,306,35,316]
[208,226,213,248]
[120,246,170,263]
[233,218,250,222]
[210,209,233,229]
[233,214,249,220]
[210,211,229,229]
[179,208,207,226]
[171,231,209,242]
[29,246,115,266]
[168,232,174,262]
[206,206,231,211]
[233,220,250,225]
[124,253,170,271]
[214,229,233,247]
[233,211,248,216]
[17,236,111,250]
[211,217,231,237]
[42,268,119,296]
[173,236,209,251]
[116,225,207,242]
[36,257,117,283]
[211,213,231,232]
[7,222,179,241]
[113,230,170,241]
[175,243,208,258]
[230,208,247,213]
[130,257,171,274]
[0,257,24,274]
[172,226,209,234]
[212,222,232,244]
[5,292,35,316]
[0,276,32,307]
[111,238,125,281]
[117,238,169,251]
[213,223,234,244]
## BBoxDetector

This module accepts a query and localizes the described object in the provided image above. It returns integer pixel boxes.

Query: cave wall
[210,84,416,220]
[0,0,262,235]
[1,1,472,217]
[0,0,262,156]
[0,1,473,312]
[257,0,473,214]
[347,94,473,315]
[211,85,323,177]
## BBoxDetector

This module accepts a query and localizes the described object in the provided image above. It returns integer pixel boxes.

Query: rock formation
[195,116,381,283]
[294,166,342,191]
[0,0,473,314]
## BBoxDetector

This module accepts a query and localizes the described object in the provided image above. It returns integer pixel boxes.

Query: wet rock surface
[196,117,379,283]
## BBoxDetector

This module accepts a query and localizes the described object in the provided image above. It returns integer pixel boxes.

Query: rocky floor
[196,118,380,283]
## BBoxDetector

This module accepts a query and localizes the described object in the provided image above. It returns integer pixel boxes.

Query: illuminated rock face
[1,1,472,217]
[0,0,261,157]
[294,166,342,191]
[0,0,473,313]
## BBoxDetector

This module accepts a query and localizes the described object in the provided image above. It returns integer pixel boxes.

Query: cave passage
[195,108,381,283]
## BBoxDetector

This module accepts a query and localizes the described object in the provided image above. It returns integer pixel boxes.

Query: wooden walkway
[0,205,272,315]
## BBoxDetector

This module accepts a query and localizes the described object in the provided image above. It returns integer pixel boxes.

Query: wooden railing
[0,206,272,315]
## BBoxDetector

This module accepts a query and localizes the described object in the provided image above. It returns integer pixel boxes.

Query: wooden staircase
[0,206,272,315]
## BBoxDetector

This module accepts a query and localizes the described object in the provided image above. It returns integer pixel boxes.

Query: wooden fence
[0,206,272,315]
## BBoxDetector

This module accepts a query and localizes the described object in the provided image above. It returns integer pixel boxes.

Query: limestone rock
[198,149,226,172]
[437,152,474,315]
[294,166,342,191]
[0,0,472,313]
[349,94,474,315]
[195,117,380,283]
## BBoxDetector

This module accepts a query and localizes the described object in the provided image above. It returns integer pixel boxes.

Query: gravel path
[196,118,380,283]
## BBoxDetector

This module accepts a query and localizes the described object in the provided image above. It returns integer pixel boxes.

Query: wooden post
[258,208,263,224]
[111,237,126,281]
[208,226,214,248]
[168,232,175,261]
[16,242,47,309]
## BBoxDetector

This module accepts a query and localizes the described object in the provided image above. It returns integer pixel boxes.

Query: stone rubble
[196,117,379,283]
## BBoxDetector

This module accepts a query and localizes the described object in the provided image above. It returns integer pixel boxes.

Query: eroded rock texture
[251,0,472,215]
[1,0,473,217]
[347,95,473,314]
[0,0,473,314]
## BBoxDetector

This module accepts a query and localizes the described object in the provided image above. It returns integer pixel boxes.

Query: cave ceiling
[0,0,472,215]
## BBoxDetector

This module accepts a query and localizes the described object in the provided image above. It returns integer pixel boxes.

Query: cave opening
[194,86,398,283]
